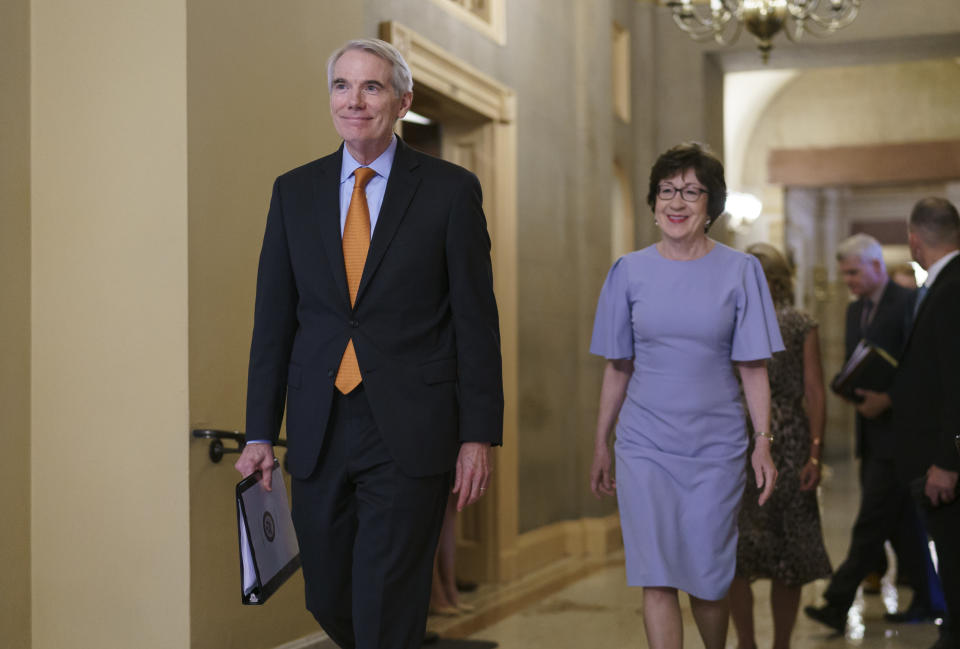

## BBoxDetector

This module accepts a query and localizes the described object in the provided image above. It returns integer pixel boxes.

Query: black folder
[830,340,898,401]
[236,458,301,605]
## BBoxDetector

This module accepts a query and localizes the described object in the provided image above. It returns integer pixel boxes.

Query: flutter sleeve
[731,254,786,361]
[590,256,634,359]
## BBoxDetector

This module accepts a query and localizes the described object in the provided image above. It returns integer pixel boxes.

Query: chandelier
[664,0,861,63]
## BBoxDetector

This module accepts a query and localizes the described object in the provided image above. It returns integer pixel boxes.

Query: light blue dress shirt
[249,136,398,447]
[338,135,398,237]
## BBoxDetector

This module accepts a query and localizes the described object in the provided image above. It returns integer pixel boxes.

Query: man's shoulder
[396,142,478,185]
[880,281,914,309]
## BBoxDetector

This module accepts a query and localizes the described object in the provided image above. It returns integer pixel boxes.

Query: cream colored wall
[741,60,960,194]
[30,2,190,648]
[186,2,362,647]
[0,1,31,647]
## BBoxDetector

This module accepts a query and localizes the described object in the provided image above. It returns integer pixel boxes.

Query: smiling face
[654,169,710,246]
[329,48,412,164]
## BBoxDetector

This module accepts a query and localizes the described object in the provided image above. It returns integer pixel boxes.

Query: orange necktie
[335,166,376,394]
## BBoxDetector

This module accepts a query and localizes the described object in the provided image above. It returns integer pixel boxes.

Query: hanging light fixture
[663,0,861,63]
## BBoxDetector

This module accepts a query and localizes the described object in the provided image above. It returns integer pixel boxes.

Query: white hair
[837,233,884,265]
[326,38,413,97]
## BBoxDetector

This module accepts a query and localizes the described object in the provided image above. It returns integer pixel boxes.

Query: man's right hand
[234,442,275,491]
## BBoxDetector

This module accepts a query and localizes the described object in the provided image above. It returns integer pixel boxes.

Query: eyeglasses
[657,185,708,202]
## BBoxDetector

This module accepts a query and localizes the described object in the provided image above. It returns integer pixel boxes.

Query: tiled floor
[431,455,944,649]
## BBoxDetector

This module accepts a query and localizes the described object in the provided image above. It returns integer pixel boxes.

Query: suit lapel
[355,140,422,306]
[312,147,351,307]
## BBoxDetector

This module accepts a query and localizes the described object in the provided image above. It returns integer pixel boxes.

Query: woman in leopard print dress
[729,244,833,649]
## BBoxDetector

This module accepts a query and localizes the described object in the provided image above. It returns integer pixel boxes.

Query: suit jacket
[843,281,913,459]
[244,139,504,479]
[891,254,960,481]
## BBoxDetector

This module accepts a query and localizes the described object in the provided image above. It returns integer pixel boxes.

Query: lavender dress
[590,243,784,600]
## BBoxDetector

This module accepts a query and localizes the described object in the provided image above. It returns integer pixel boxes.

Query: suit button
[350,319,359,328]
[327,369,335,378]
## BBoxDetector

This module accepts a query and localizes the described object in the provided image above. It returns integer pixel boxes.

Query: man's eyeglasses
[657,185,708,202]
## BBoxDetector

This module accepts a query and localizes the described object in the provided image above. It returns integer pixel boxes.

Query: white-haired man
[235,39,503,648]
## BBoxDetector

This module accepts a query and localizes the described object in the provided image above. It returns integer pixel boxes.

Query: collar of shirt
[338,134,398,236]
[922,249,959,289]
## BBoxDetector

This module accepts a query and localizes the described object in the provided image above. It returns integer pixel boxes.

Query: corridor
[426,454,942,649]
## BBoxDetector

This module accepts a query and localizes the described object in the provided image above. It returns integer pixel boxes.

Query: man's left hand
[854,389,891,419]
[925,465,959,507]
[452,442,492,511]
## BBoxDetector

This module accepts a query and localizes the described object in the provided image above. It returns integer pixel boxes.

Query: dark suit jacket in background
[244,138,504,479]
[891,255,960,481]
[844,281,914,459]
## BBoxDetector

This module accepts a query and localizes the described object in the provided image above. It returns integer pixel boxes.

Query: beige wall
[30,2,190,648]
[186,2,362,647]
[0,0,31,647]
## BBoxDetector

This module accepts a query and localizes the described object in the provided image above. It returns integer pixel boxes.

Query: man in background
[805,234,938,631]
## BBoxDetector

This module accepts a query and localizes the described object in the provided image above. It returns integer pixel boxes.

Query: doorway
[383,21,520,583]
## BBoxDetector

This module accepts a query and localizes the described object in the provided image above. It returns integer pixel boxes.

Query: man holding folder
[235,38,504,649]
[806,234,936,630]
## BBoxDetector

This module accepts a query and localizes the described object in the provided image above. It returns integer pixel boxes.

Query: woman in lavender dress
[589,143,784,649]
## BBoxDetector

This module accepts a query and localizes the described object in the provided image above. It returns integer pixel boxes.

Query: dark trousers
[925,500,960,647]
[824,456,934,611]
[290,387,450,649]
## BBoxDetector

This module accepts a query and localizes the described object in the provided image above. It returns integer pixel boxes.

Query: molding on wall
[516,514,622,577]
[271,632,330,649]
[381,20,519,585]
[382,21,515,123]
[769,140,960,187]
[428,0,507,45]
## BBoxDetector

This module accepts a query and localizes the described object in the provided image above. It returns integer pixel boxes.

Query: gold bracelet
[809,457,820,466]
[754,431,774,443]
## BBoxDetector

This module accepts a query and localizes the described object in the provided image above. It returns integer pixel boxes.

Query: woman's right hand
[590,444,616,498]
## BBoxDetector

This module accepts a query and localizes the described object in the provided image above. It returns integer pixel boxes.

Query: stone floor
[428,455,944,649]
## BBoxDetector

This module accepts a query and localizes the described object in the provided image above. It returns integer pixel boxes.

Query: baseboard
[516,513,621,577]
[271,631,332,649]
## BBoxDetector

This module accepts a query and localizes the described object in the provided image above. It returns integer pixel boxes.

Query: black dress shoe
[422,630,440,645]
[804,604,846,633]
[884,602,943,623]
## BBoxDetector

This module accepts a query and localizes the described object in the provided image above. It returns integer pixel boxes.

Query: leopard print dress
[735,304,832,586]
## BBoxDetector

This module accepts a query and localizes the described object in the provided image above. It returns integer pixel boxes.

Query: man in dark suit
[806,234,937,632]
[234,39,503,649]
[860,197,960,649]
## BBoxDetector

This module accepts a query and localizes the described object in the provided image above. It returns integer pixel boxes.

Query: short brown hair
[909,197,960,247]
[647,142,727,231]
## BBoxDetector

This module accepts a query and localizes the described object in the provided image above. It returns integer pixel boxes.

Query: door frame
[381,21,520,582]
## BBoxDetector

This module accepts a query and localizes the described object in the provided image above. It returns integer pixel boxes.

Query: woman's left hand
[798,459,821,491]
[751,440,778,506]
